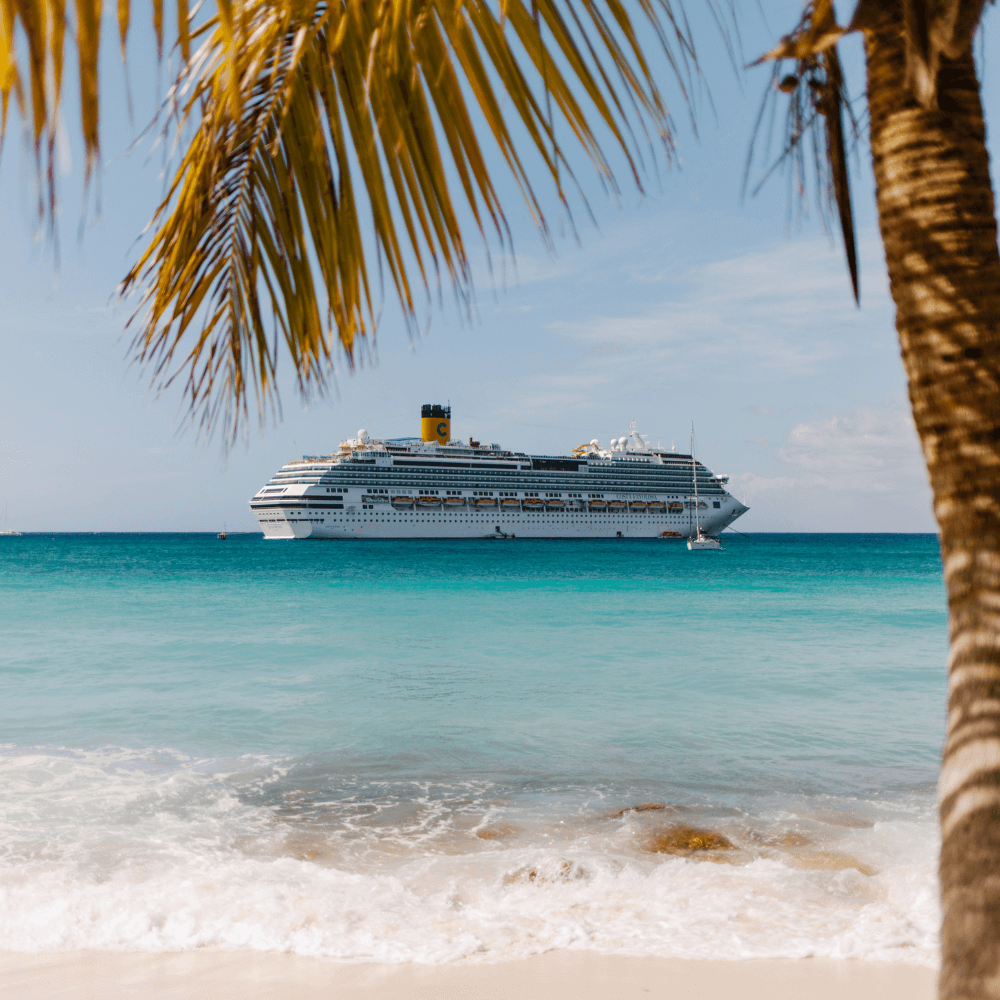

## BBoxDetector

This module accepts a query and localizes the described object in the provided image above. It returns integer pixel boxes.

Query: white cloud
[775,399,926,491]
[732,398,936,532]
[544,232,895,383]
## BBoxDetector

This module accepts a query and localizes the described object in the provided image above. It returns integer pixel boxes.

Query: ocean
[0,533,945,965]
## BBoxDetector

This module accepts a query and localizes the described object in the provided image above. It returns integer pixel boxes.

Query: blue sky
[2,2,994,533]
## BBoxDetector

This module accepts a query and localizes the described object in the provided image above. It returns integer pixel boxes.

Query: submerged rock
[764,830,813,848]
[787,851,877,876]
[609,803,671,819]
[647,826,736,855]
[476,823,519,841]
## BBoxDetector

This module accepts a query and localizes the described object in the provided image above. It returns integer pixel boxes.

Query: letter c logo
[437,421,447,437]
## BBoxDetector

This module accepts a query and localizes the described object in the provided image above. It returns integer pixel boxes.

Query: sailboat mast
[691,422,701,536]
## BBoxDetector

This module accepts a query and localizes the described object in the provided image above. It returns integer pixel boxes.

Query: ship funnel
[421,403,451,444]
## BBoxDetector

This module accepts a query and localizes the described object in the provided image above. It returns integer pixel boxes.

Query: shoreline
[3,949,936,999]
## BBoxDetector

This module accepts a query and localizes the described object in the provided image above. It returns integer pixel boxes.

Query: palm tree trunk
[864,4,1000,997]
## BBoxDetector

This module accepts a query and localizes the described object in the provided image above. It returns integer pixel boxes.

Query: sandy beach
[3,950,935,999]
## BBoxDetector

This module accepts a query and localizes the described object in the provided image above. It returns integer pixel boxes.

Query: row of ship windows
[299,486,721,498]
[279,475,719,484]
[263,515,701,521]
[287,485,725,500]
[300,485,724,494]
[286,479,725,499]
[264,505,720,516]
[275,472,719,482]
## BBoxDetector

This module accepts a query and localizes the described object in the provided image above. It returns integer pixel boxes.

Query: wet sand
[2,949,936,999]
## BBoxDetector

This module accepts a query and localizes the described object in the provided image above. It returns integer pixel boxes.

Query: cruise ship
[250,405,748,539]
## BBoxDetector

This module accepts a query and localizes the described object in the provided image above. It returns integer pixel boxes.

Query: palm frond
[115,0,696,444]
[0,0,192,232]
[746,0,860,303]
[2,0,699,444]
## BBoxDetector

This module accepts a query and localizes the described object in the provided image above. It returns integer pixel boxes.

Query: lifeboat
[685,500,708,509]
[629,501,647,511]
[391,495,414,507]
[523,498,544,510]
[546,499,567,509]
[648,501,666,512]
[607,500,627,511]
[659,530,682,538]
[667,501,683,511]
[588,500,607,511]
[417,496,442,507]
[444,496,466,507]
[474,497,498,508]
[500,498,521,509]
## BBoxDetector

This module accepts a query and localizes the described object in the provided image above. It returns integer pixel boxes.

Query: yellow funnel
[421,404,451,444]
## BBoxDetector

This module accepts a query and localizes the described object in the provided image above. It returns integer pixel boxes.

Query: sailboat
[0,503,22,537]
[686,425,722,551]
[217,522,228,540]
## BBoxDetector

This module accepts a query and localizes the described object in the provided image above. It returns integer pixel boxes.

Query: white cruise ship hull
[256,499,746,540]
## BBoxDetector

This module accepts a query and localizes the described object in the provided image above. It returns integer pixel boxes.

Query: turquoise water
[0,534,946,963]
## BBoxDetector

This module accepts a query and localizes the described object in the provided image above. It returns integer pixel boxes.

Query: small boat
[474,497,498,507]
[648,501,666,512]
[546,499,567,509]
[0,504,21,536]
[628,501,647,511]
[417,496,442,507]
[391,495,414,508]
[217,523,228,540]
[688,529,723,551]
[686,423,723,552]
[667,501,683,511]
[588,500,607,511]
[444,496,467,507]
[523,498,544,510]
[659,530,682,538]
[607,500,626,511]
[500,498,521,509]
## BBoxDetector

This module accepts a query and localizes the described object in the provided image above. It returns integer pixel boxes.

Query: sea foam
[0,748,939,965]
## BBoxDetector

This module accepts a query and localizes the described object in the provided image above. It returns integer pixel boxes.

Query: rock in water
[608,803,670,819]
[647,826,735,855]
[476,823,518,841]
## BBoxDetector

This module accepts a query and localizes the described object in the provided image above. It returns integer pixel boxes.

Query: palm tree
[761,4,999,997]
[2,1,999,995]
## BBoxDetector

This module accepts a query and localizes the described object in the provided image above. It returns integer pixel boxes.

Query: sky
[2,2,996,533]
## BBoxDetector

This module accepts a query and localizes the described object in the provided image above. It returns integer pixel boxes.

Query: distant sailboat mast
[691,422,700,537]
[687,424,723,551]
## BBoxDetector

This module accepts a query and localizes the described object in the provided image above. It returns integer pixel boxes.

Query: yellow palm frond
[124,0,699,443]
[3,0,699,443]
[0,0,191,217]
